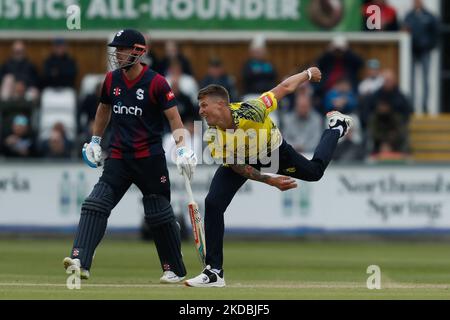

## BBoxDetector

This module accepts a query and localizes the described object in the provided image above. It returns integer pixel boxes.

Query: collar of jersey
[121,63,148,89]
[230,107,240,129]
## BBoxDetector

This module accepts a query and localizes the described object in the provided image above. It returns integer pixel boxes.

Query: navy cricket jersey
[100,64,177,159]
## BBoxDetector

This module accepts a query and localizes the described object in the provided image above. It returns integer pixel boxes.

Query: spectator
[2,114,36,157]
[316,36,363,98]
[200,57,238,102]
[369,142,409,162]
[366,69,413,127]
[159,40,193,76]
[0,40,39,102]
[165,59,198,107]
[78,82,101,135]
[358,59,383,131]
[40,123,72,158]
[170,77,196,123]
[42,38,78,88]
[362,0,399,31]
[358,59,384,97]
[403,0,439,113]
[281,86,323,154]
[324,78,358,115]
[279,77,315,114]
[368,100,408,155]
[77,82,107,158]
[9,78,28,101]
[142,34,162,73]
[242,35,277,96]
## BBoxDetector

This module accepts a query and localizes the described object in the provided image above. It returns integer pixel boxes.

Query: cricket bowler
[185,67,352,287]
[63,29,197,284]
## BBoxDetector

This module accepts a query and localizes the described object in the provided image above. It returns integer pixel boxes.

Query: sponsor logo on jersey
[166,91,175,101]
[262,95,273,108]
[113,87,121,96]
[113,102,143,116]
[136,88,144,100]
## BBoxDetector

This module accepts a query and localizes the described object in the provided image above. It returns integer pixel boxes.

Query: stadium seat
[79,74,104,102]
[39,88,77,141]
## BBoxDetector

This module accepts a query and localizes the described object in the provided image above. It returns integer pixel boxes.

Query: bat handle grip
[183,171,195,203]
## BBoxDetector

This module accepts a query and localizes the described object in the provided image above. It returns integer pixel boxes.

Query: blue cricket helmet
[108,29,146,48]
[108,29,147,70]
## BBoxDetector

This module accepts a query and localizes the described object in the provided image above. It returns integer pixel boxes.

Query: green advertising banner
[0,0,362,31]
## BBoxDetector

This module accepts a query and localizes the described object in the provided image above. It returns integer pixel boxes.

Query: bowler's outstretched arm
[270,67,321,101]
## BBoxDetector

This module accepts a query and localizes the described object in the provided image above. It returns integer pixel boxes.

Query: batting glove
[176,146,197,181]
[82,136,104,168]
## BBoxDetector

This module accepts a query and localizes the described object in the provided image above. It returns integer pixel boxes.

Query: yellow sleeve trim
[259,91,278,113]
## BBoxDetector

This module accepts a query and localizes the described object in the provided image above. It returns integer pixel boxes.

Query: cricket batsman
[185,67,352,287]
[63,29,197,284]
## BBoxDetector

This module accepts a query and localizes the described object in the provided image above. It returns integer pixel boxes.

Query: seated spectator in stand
[171,76,197,122]
[369,142,409,162]
[279,77,315,114]
[10,78,27,101]
[142,34,162,73]
[78,82,101,134]
[324,78,358,115]
[362,0,399,31]
[365,69,413,127]
[368,100,408,156]
[165,59,198,107]
[358,59,384,97]
[358,59,384,130]
[242,35,277,96]
[0,40,39,102]
[42,38,78,88]
[40,123,72,158]
[200,57,238,102]
[281,86,323,154]
[159,40,193,76]
[2,114,36,157]
[316,36,363,100]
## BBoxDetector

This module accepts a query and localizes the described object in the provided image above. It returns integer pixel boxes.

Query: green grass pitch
[1,238,450,299]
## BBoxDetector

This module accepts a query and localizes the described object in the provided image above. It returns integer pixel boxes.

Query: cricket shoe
[160,271,185,284]
[63,257,90,280]
[326,111,353,138]
[184,265,226,288]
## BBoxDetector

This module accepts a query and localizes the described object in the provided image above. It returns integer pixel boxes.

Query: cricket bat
[183,172,206,267]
